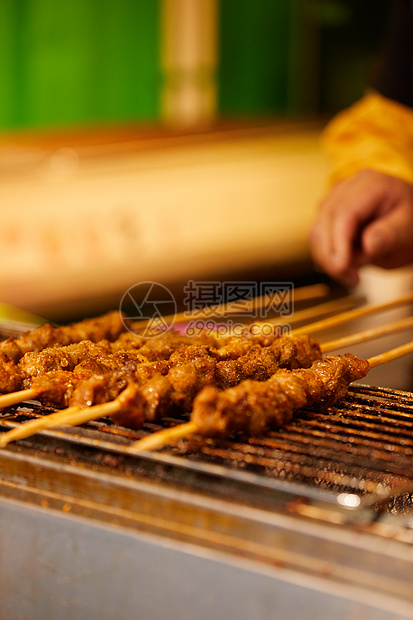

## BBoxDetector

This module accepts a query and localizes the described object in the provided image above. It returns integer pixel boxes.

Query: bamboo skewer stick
[292,292,413,336]
[2,340,413,451]
[0,388,39,409]
[0,386,136,448]
[0,405,83,448]
[271,294,361,327]
[368,341,413,368]
[129,422,198,453]
[320,315,413,353]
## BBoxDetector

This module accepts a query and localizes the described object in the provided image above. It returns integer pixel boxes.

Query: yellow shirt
[322,91,413,186]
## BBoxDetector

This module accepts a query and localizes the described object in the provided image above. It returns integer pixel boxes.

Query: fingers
[310,171,381,285]
[310,208,360,287]
[362,195,413,268]
[310,171,413,284]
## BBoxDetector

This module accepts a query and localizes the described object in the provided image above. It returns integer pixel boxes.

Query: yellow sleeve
[322,91,413,186]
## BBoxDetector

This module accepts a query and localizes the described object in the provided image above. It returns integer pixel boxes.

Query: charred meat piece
[29,371,76,408]
[0,339,151,395]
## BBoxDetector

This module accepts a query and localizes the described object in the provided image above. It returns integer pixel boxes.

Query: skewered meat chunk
[0,340,22,365]
[73,345,217,423]
[210,338,259,361]
[27,349,148,408]
[111,383,147,431]
[20,341,153,379]
[215,335,321,389]
[30,371,76,408]
[71,367,139,410]
[106,332,148,352]
[68,357,169,410]
[19,340,113,377]
[0,311,127,363]
[0,339,150,395]
[0,352,23,393]
[113,376,172,428]
[190,354,370,438]
[28,351,145,408]
[133,360,170,384]
[165,346,217,410]
[210,326,282,361]
[129,330,220,361]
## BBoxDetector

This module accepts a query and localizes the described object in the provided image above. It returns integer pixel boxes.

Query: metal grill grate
[1,384,413,512]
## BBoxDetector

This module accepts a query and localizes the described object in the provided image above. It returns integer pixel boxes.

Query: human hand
[309,169,413,287]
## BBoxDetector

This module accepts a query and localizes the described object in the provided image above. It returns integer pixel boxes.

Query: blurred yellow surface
[0,122,327,319]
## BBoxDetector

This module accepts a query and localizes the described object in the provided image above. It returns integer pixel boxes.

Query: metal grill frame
[2,385,413,619]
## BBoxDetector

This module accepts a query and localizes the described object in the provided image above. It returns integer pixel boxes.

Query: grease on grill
[1,385,413,514]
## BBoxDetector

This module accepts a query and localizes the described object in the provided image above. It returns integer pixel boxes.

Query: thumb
[361,205,413,265]
[362,221,395,259]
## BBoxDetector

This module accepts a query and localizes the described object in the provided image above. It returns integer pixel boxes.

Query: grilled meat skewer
[0,334,322,454]
[0,311,127,363]
[22,352,368,450]
[0,328,221,395]
[0,303,284,368]
[24,335,321,413]
[0,335,323,448]
[130,353,370,451]
[191,353,370,438]
[0,320,285,395]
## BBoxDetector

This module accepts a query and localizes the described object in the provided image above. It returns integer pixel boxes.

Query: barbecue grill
[1,378,413,620]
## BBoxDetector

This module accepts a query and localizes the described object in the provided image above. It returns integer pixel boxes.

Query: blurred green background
[0,0,389,131]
